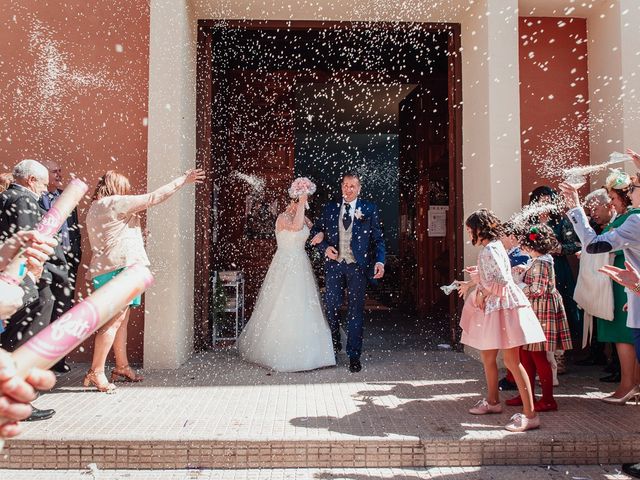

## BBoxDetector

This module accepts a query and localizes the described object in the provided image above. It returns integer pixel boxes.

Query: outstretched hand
[0,349,56,438]
[558,182,580,210]
[0,231,57,273]
[599,261,640,293]
[184,169,206,185]
[626,148,640,171]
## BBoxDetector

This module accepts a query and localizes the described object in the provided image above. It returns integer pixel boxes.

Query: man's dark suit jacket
[0,184,69,303]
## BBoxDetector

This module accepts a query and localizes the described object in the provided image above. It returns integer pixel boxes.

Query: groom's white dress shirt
[340,198,357,222]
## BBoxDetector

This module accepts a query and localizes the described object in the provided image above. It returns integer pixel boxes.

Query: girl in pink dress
[458,209,546,432]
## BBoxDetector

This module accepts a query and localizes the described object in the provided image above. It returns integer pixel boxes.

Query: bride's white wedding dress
[237,224,336,372]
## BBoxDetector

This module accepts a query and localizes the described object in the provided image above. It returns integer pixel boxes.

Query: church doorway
[194,21,463,349]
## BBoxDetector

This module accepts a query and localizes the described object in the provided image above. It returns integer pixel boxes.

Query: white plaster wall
[145,0,198,369]
[620,0,640,159]
[461,0,522,264]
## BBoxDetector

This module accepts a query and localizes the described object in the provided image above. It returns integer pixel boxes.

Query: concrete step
[0,465,634,480]
[0,344,638,470]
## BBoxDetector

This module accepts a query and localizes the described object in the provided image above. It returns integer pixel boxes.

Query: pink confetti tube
[0,264,153,444]
[3,179,88,281]
[11,264,154,376]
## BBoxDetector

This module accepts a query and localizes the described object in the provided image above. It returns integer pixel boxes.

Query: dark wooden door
[215,70,297,316]
[398,78,453,317]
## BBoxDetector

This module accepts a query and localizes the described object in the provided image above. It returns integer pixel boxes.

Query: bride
[237,177,336,372]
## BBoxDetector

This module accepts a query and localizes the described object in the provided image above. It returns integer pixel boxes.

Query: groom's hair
[341,172,360,183]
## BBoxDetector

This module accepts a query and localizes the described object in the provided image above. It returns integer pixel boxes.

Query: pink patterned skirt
[460,290,546,351]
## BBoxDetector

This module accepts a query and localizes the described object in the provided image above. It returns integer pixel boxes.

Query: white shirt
[340,198,357,222]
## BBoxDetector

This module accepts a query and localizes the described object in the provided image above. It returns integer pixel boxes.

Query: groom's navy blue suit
[311,198,385,360]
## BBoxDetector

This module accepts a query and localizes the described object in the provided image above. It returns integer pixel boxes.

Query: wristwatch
[633,282,640,294]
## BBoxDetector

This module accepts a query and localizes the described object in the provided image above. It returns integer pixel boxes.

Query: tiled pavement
[0,465,634,479]
[1,315,639,470]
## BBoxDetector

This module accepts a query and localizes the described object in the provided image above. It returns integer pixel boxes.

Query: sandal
[83,369,117,393]
[110,365,144,383]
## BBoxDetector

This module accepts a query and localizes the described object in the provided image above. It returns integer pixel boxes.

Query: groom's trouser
[324,260,367,359]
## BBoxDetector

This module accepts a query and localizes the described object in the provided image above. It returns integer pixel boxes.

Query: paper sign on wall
[428,206,448,237]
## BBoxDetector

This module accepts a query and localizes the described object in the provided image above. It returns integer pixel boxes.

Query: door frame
[194,20,463,350]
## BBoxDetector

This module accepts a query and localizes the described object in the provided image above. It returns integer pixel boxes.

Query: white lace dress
[237,225,336,372]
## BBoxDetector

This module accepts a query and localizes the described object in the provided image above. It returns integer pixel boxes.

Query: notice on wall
[428,206,448,237]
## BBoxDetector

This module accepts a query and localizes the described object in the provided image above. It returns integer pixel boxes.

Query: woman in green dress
[596,169,640,402]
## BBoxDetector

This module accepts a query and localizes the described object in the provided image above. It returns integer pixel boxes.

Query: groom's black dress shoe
[623,463,640,478]
[24,406,56,422]
[349,358,362,373]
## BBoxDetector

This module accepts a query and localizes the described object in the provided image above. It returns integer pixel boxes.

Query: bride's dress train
[237,225,336,372]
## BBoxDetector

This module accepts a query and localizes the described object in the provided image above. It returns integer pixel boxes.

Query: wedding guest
[560,173,640,479]
[40,160,79,374]
[578,189,619,379]
[560,176,640,405]
[458,209,545,432]
[529,186,580,373]
[84,168,205,392]
[589,171,639,401]
[0,348,56,439]
[497,221,531,391]
[0,173,12,193]
[0,160,67,421]
[506,224,572,412]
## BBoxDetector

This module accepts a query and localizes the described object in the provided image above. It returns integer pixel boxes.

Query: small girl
[507,224,572,411]
[459,209,546,432]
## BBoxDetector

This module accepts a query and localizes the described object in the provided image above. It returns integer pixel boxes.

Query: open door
[398,80,454,318]
[214,70,297,316]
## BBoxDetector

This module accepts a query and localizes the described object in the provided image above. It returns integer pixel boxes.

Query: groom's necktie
[343,203,352,230]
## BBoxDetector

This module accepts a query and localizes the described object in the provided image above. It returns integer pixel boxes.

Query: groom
[311,172,385,373]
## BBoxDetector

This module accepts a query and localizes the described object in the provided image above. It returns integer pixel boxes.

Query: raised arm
[117,169,205,216]
[560,181,640,254]
[276,195,308,232]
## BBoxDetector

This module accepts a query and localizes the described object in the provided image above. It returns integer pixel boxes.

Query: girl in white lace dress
[458,209,546,432]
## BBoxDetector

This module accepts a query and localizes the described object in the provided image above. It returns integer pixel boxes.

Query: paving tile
[0,318,638,468]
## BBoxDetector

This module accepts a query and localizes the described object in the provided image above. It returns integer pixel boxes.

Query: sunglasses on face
[628,176,640,196]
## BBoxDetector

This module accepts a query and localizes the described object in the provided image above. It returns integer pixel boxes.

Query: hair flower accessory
[605,168,632,191]
[528,226,539,242]
[288,177,317,199]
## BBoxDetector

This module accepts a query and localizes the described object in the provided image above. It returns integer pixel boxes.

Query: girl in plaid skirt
[507,224,573,412]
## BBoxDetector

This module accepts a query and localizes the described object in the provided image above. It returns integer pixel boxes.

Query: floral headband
[605,168,631,191]
[528,226,539,242]
[288,177,317,199]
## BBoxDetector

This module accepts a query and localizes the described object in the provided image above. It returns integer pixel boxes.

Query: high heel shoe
[83,369,116,393]
[600,386,640,405]
[110,365,144,383]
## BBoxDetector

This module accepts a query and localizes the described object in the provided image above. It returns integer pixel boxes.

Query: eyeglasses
[628,183,640,195]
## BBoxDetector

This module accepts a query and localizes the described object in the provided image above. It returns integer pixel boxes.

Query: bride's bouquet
[288,177,317,199]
